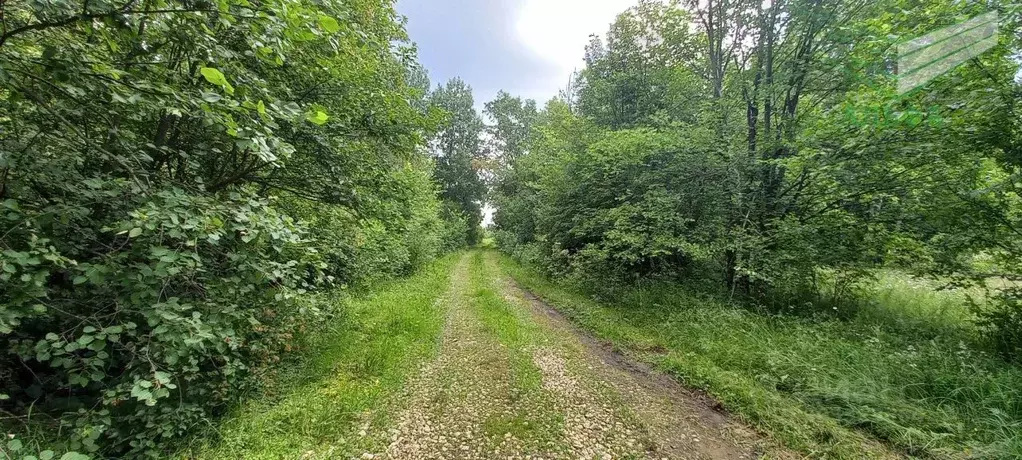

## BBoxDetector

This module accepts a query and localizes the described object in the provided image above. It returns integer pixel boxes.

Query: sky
[396,0,638,112]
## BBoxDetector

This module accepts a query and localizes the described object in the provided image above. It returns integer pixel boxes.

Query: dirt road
[373,251,788,460]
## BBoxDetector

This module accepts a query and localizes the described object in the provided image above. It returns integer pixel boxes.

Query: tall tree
[497,0,1022,312]
[577,0,702,128]
[485,91,539,169]
[430,78,486,243]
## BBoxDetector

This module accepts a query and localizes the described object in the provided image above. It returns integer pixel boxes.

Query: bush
[1,187,325,456]
[0,0,465,457]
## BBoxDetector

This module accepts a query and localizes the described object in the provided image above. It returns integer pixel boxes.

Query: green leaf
[39,451,54,460]
[306,110,329,126]
[128,228,143,238]
[154,371,172,384]
[7,439,22,452]
[59,453,89,460]
[200,67,228,87]
[318,15,341,34]
[200,67,234,95]
[131,386,153,401]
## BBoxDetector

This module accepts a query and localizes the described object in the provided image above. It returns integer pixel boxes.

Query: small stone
[358,429,368,437]
[360,454,374,460]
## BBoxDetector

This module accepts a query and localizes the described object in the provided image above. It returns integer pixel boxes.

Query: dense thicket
[492,0,1022,358]
[0,0,475,457]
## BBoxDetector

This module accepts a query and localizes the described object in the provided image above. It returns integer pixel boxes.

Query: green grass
[180,254,459,459]
[497,253,1022,459]
[463,251,565,448]
[468,251,543,383]
[859,270,977,334]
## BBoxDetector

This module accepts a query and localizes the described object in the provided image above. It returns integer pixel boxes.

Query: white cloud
[514,0,637,99]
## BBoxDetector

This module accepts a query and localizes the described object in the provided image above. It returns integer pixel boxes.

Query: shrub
[1,186,325,456]
[0,0,464,456]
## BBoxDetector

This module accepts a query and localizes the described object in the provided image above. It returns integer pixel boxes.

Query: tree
[495,0,1022,325]
[576,0,703,128]
[484,91,538,169]
[0,0,461,456]
[429,78,487,244]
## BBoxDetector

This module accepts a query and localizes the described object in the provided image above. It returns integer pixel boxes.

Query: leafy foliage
[492,0,1022,358]
[0,0,466,457]
[428,78,488,245]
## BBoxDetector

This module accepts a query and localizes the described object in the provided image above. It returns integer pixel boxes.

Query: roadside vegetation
[185,254,457,459]
[490,0,1022,364]
[500,254,1022,458]
[0,0,485,458]
[483,0,1022,459]
[3,0,1022,458]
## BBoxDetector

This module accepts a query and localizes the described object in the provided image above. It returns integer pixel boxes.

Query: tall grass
[498,253,1022,459]
[855,271,979,337]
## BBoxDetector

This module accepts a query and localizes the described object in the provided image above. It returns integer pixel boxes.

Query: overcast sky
[396,0,637,111]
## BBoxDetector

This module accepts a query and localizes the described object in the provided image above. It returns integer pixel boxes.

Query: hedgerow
[0,0,470,457]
